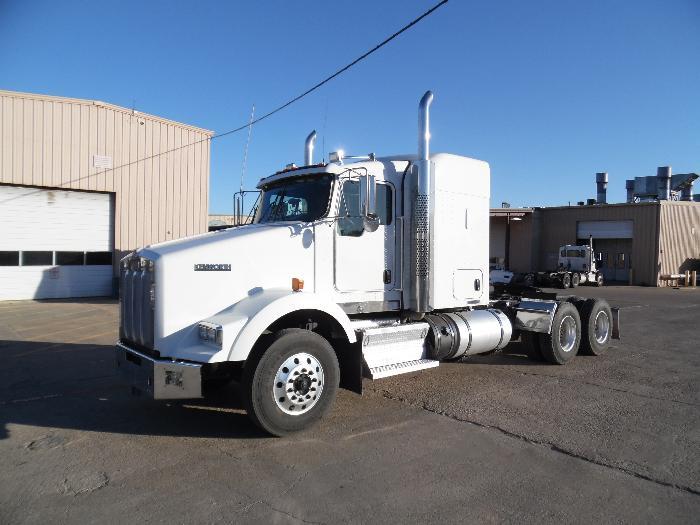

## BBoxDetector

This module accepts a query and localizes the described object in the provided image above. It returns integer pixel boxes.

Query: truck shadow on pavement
[465,341,552,366]
[0,339,268,441]
[0,338,565,441]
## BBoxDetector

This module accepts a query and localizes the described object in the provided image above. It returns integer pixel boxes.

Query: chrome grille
[120,256,155,349]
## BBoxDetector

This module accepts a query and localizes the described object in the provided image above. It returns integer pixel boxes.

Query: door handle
[383,269,392,284]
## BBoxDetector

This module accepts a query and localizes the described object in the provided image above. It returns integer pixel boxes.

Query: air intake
[657,166,671,201]
[596,172,608,204]
[625,180,635,203]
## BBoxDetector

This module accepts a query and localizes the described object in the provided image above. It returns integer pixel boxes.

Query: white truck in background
[116,91,620,436]
[522,239,605,289]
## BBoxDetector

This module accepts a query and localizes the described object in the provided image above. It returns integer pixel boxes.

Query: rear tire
[579,299,612,356]
[560,273,571,289]
[540,301,581,365]
[243,328,339,436]
[571,273,580,287]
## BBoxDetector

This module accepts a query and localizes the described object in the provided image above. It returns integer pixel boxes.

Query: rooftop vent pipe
[596,172,608,204]
[304,130,317,165]
[657,166,671,201]
[681,183,693,201]
[625,180,635,203]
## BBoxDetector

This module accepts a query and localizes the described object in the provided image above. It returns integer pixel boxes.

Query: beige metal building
[491,201,700,286]
[0,89,213,300]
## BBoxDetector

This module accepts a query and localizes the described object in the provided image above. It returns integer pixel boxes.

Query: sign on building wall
[92,155,113,169]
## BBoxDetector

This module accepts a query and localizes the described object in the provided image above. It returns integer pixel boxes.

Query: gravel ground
[0,286,698,523]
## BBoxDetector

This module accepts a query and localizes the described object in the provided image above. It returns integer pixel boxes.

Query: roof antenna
[233,104,255,224]
[321,97,328,163]
[240,103,255,195]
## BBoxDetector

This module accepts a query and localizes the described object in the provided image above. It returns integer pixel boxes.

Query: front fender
[203,289,356,362]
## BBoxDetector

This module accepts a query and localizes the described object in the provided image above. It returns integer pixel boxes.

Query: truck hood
[138,223,316,352]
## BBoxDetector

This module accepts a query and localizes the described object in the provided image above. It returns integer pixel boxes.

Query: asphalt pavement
[0,286,698,523]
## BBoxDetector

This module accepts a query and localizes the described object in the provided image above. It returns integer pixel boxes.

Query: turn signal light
[292,278,304,292]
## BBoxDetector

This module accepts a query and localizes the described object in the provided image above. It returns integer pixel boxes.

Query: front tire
[540,301,581,365]
[243,329,339,436]
[595,272,604,287]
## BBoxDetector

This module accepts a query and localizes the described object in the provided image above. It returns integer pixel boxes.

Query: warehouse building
[0,90,213,300]
[491,170,700,286]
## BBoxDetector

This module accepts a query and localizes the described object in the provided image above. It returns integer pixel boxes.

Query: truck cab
[116,91,619,435]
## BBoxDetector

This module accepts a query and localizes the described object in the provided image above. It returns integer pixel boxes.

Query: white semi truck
[116,92,620,436]
[522,239,605,289]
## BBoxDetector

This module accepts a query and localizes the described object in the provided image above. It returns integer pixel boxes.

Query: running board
[368,358,439,379]
[359,322,439,379]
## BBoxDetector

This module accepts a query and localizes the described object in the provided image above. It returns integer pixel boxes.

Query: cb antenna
[240,103,255,194]
[321,98,328,163]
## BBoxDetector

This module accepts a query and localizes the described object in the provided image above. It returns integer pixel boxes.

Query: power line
[84,0,450,179]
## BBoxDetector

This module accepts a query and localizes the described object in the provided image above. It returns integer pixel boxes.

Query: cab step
[368,358,439,379]
[357,322,439,379]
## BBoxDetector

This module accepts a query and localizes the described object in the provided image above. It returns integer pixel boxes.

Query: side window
[0,251,20,266]
[336,180,393,235]
[22,251,53,266]
[86,252,113,265]
[56,251,84,265]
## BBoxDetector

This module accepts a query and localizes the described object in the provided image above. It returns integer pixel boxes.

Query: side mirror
[359,174,379,233]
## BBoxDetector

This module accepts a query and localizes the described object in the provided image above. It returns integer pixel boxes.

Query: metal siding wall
[537,204,660,285]
[509,215,534,273]
[658,202,700,277]
[0,91,212,275]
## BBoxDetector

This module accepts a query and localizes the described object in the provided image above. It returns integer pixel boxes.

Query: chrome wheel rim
[273,352,324,416]
[594,310,610,344]
[559,315,577,352]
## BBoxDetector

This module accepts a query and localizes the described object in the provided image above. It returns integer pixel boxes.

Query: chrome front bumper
[115,342,202,399]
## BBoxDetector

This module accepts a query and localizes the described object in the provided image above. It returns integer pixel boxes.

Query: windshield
[254,174,334,223]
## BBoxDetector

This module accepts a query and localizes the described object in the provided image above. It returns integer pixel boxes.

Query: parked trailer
[115,92,620,436]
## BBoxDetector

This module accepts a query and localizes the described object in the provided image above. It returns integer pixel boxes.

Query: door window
[337,180,392,236]
[616,253,626,269]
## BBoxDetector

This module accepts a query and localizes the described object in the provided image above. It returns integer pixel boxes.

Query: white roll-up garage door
[0,185,114,300]
[577,220,633,239]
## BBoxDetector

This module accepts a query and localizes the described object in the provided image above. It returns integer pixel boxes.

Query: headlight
[198,322,223,347]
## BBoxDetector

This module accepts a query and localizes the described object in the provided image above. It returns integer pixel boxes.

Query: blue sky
[1,0,698,212]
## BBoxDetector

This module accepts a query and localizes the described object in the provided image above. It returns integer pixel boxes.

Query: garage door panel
[577,220,633,239]
[0,185,113,251]
[0,185,114,300]
[0,266,113,299]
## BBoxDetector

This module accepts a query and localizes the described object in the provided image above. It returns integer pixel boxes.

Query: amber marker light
[292,278,304,292]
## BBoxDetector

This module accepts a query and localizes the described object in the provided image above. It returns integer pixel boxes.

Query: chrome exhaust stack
[304,130,317,165]
[406,91,435,314]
